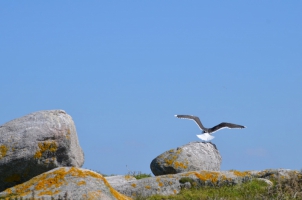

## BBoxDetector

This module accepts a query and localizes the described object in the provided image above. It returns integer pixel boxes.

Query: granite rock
[0,167,131,200]
[0,110,84,192]
[150,141,221,176]
[107,169,298,198]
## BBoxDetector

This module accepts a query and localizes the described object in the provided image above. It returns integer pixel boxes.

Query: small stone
[256,178,273,186]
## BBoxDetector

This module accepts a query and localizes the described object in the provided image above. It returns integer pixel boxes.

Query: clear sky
[1,1,301,175]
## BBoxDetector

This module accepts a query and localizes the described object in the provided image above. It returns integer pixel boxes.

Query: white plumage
[196,133,214,141]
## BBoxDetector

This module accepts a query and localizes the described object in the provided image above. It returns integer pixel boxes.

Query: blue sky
[1,1,301,175]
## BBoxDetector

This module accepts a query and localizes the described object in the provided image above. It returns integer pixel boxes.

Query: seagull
[175,115,246,141]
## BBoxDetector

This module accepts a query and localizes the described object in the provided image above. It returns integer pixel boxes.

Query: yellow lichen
[5,188,12,195]
[66,129,71,140]
[87,190,102,200]
[158,182,163,187]
[188,171,220,183]
[164,158,173,165]
[0,145,8,159]
[38,190,60,196]
[125,175,132,180]
[163,149,184,167]
[231,170,251,177]
[145,185,151,189]
[35,168,67,191]
[173,189,177,194]
[174,161,188,169]
[34,141,58,159]
[176,148,182,154]
[77,180,86,186]
[131,183,136,188]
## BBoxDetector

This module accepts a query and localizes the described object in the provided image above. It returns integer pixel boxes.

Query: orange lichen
[34,141,58,159]
[163,149,184,168]
[164,155,178,165]
[35,168,67,191]
[38,190,60,196]
[125,175,132,180]
[100,172,132,200]
[87,190,102,199]
[5,188,12,195]
[164,158,173,165]
[66,129,71,140]
[176,148,182,154]
[0,145,8,159]
[5,174,21,182]
[174,161,188,169]
[158,182,163,187]
[187,171,221,183]
[173,189,177,194]
[77,180,86,186]
[231,170,251,177]
[145,185,151,189]
[131,183,136,188]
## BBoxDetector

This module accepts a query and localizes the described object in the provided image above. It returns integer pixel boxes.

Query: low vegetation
[127,171,152,180]
[140,171,302,200]
[2,170,302,200]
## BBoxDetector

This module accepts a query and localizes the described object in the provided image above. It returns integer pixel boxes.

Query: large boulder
[0,110,84,192]
[0,167,131,200]
[150,141,221,176]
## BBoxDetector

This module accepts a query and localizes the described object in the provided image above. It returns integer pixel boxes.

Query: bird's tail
[197,133,215,142]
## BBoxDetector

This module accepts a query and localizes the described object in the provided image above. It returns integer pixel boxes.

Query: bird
[175,115,246,141]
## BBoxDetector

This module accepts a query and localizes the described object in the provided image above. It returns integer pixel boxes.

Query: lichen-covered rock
[0,167,131,200]
[0,110,84,192]
[107,169,299,198]
[150,141,221,176]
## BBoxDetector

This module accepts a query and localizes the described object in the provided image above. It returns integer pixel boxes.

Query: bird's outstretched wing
[209,122,245,133]
[174,115,207,131]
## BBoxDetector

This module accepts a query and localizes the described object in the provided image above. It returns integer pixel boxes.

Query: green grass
[81,169,302,199]
[127,171,152,180]
[145,179,269,200]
